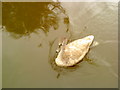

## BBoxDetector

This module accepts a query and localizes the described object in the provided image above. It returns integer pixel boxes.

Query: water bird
[55,35,95,67]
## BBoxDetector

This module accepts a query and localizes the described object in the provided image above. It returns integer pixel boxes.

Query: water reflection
[2,2,69,38]
[3,2,74,77]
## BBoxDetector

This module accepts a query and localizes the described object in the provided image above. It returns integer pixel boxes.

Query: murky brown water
[2,2,118,88]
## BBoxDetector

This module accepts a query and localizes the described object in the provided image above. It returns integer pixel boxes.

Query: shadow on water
[2,2,69,38]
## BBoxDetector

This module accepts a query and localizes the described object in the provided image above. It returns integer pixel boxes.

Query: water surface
[2,2,118,88]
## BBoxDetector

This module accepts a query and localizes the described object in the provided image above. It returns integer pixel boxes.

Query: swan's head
[56,37,68,53]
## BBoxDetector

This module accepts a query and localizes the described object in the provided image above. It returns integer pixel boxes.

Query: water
[2,2,118,88]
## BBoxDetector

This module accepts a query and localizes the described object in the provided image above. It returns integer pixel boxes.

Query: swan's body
[55,35,94,67]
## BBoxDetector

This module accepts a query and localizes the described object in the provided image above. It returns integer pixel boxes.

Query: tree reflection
[2,2,69,38]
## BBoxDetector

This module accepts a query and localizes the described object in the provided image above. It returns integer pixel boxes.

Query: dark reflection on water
[3,2,75,77]
[2,2,69,38]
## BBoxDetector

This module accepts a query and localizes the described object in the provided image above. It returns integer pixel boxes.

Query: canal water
[2,2,118,88]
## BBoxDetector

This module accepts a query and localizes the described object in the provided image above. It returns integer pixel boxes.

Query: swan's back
[55,35,94,67]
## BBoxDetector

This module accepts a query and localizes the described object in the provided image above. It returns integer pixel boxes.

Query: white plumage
[55,35,94,67]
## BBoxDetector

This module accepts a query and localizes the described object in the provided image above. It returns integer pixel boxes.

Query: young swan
[55,35,94,67]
